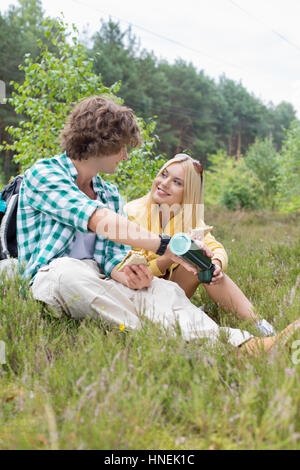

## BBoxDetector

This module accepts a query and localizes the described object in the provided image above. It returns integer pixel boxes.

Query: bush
[244,137,279,209]
[205,151,263,210]
[0,16,162,185]
[275,121,300,213]
[0,18,115,170]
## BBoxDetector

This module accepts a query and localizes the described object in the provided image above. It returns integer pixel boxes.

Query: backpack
[0,175,23,260]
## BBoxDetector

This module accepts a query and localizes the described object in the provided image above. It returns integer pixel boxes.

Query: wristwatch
[156,233,171,256]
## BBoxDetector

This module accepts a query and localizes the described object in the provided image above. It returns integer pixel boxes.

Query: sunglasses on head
[173,154,203,175]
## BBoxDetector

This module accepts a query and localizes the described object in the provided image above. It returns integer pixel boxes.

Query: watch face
[161,234,171,240]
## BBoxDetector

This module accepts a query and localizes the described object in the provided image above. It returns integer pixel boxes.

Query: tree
[89,19,299,167]
[275,121,300,213]
[270,101,297,151]
[91,19,151,117]
[0,10,25,179]
[245,138,279,208]
[153,60,219,161]
[217,76,273,159]
[8,0,47,59]
[1,17,117,170]
[0,0,54,180]
[0,16,165,198]
[204,151,263,210]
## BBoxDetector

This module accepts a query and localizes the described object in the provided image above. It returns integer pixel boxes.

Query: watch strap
[156,233,171,256]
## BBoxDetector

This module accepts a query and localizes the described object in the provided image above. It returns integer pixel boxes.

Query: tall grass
[0,208,299,450]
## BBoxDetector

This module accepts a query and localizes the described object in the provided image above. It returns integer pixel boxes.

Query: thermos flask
[169,232,215,283]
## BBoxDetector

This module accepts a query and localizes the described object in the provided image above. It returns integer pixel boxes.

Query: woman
[125,153,275,336]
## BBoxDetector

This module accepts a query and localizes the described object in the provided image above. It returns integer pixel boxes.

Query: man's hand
[111,264,153,290]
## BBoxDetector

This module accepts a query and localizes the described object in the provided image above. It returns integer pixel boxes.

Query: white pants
[31,257,253,347]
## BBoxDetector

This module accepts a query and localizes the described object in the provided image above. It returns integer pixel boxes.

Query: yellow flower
[120,324,125,331]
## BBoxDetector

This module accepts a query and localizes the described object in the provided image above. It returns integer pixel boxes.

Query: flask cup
[169,233,215,283]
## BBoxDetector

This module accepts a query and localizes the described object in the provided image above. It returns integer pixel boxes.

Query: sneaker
[255,318,276,336]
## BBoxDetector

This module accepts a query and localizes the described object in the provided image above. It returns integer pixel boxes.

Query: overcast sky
[2,0,300,117]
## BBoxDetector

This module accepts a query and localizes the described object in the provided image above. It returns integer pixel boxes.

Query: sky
[1,0,300,117]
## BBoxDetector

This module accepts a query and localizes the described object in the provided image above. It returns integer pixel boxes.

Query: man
[17,95,299,353]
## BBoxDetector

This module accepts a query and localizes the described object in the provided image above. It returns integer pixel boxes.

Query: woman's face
[152,163,184,206]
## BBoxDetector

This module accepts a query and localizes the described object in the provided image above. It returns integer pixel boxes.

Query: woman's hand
[165,239,214,276]
[193,239,214,259]
[188,233,214,259]
[111,264,154,290]
[208,260,224,285]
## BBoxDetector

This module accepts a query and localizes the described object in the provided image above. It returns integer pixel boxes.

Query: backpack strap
[0,194,19,259]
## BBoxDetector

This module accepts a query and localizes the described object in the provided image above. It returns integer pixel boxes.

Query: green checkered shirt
[17,153,130,283]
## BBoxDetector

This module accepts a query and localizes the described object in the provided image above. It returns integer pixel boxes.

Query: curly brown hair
[60,95,142,160]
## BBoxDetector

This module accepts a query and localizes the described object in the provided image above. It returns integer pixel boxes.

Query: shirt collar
[60,152,106,195]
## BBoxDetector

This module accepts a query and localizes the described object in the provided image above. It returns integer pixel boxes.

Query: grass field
[0,208,299,450]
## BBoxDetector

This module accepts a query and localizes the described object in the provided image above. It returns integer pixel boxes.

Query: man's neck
[72,159,97,186]
[71,159,97,199]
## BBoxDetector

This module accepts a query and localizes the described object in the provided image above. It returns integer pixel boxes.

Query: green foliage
[91,19,151,115]
[204,151,263,210]
[1,210,300,449]
[0,14,163,186]
[275,121,300,213]
[1,11,298,213]
[205,131,300,213]
[204,151,230,205]
[0,17,117,171]
[217,75,272,155]
[221,174,262,211]
[90,20,298,163]
[8,0,47,60]
[0,0,60,179]
[244,137,279,208]
[271,101,298,151]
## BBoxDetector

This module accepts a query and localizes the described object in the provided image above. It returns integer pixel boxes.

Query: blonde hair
[147,153,204,232]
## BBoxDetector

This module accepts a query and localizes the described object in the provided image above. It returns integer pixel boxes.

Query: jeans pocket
[31,266,62,317]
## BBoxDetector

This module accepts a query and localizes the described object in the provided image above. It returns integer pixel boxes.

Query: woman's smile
[156,186,170,196]
[152,163,184,206]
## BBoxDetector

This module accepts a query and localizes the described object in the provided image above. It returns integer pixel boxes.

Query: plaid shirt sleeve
[23,162,105,232]
[99,182,131,277]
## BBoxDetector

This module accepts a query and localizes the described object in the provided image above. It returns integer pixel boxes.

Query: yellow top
[124,195,228,277]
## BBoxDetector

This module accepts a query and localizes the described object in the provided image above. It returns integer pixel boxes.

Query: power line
[227,0,300,55]
[70,0,300,83]
[136,101,277,131]
[68,0,298,114]
[68,0,288,121]
[70,0,243,72]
